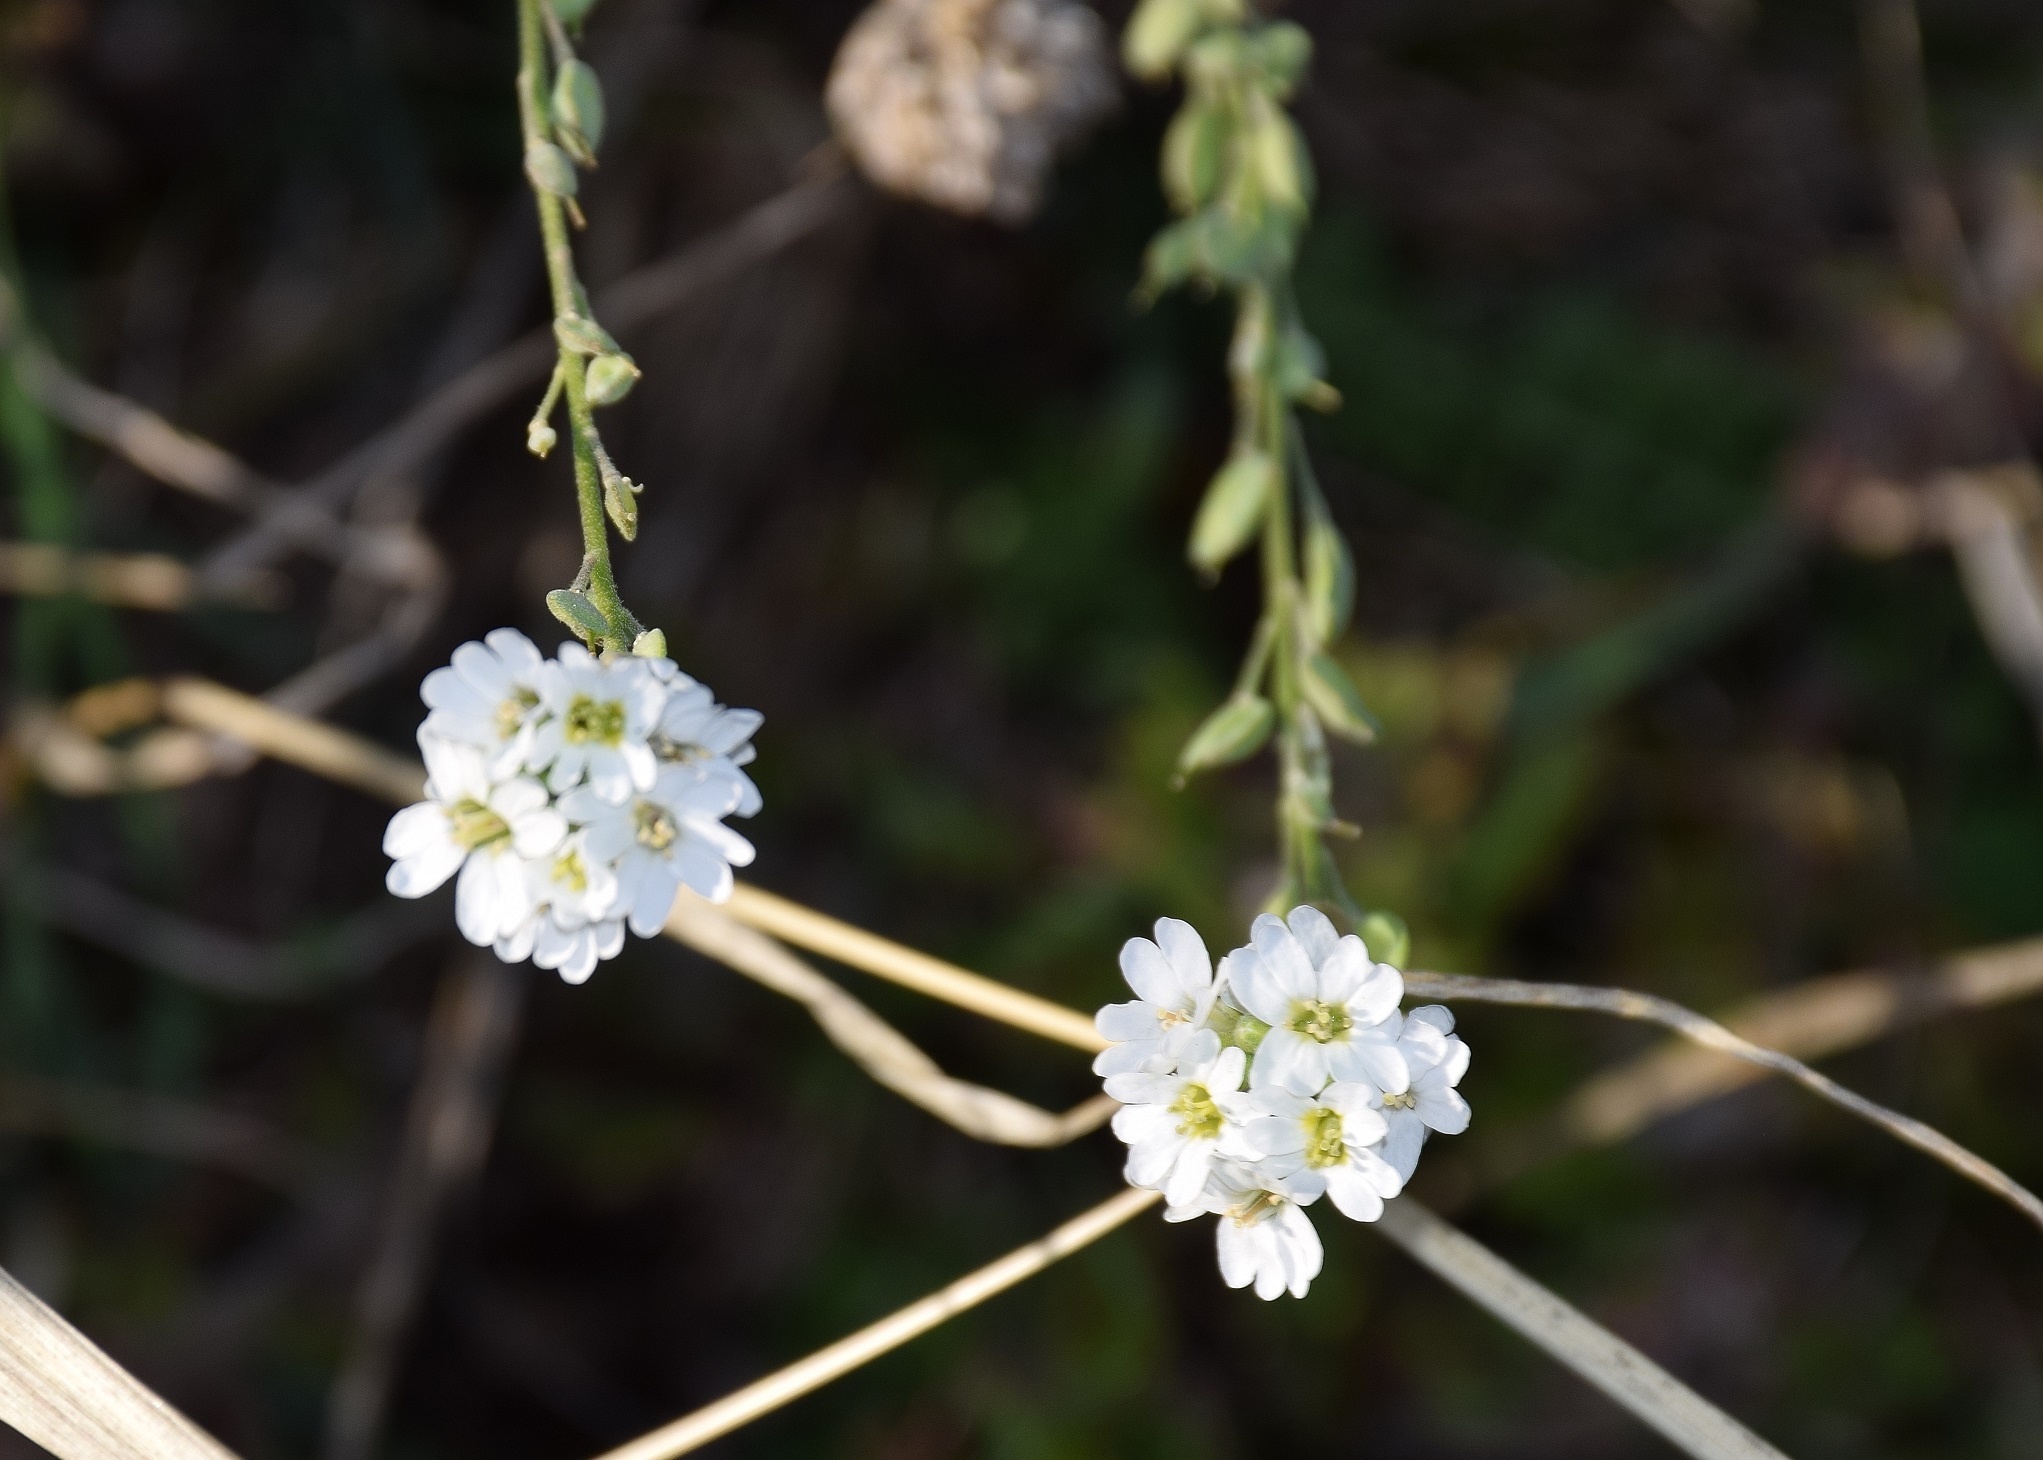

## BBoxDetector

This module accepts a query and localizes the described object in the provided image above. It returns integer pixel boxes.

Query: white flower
[1237,1081,1402,1222]
[645,669,764,817]
[564,764,756,931]
[496,831,626,985]
[1226,907,1407,1096]
[383,736,566,946]
[1093,918,1221,1076]
[1166,1159,1323,1301]
[1372,1005,1472,1182]
[419,628,548,779]
[1105,1043,1249,1207]
[527,644,664,803]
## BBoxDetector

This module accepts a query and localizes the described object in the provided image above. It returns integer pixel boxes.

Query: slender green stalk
[514,0,643,653]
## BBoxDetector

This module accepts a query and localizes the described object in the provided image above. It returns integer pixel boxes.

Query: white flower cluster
[1096,907,1471,1301]
[382,629,761,983]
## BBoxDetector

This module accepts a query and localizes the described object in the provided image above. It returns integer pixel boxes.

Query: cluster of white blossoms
[1097,907,1471,1301]
[382,629,761,984]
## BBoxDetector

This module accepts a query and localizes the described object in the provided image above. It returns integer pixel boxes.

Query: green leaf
[1300,650,1378,743]
[1301,509,1353,646]
[1188,449,1277,573]
[546,588,610,643]
[584,352,641,406]
[523,141,579,198]
[552,59,606,165]
[1176,692,1276,777]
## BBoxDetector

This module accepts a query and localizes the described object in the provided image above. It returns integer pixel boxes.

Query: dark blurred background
[3,0,2043,1455]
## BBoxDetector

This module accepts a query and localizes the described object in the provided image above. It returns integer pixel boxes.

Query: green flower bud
[1357,909,1409,968]
[1123,0,1205,80]
[1189,449,1277,574]
[1161,102,1226,212]
[1176,692,1275,780]
[552,59,606,166]
[584,351,641,406]
[546,588,611,644]
[632,628,667,659]
[526,418,558,458]
[524,141,579,198]
[1299,650,1378,744]
[552,314,617,357]
[1301,510,1353,647]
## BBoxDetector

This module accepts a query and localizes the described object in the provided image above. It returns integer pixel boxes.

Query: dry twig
[668,895,1113,1147]
[323,957,527,1460]
[587,1187,1162,1460]
[1404,970,2043,1231]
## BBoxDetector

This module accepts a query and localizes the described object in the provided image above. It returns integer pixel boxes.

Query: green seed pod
[1357,909,1409,968]
[552,314,617,357]
[1188,449,1277,574]
[584,351,641,406]
[552,59,606,166]
[1176,692,1276,779]
[1301,510,1353,646]
[1249,104,1307,213]
[1299,650,1378,743]
[602,465,641,541]
[546,588,611,643]
[526,418,558,458]
[1251,21,1313,97]
[550,0,600,25]
[632,628,667,659]
[524,141,580,199]
[1123,0,1205,80]
[1161,102,1226,213]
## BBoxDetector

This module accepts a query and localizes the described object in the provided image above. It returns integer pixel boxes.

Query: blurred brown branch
[324,956,527,1460]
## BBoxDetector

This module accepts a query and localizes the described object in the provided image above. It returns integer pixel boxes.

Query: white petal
[511,807,568,858]
[1151,918,1212,995]
[1405,1004,1455,1037]
[1224,947,1294,1028]
[454,854,501,946]
[1344,960,1405,1027]
[1322,1165,1385,1222]
[669,838,732,906]
[386,840,463,898]
[1248,915,1317,1001]
[1215,1218,1258,1291]
[1315,937,1371,1005]
[625,858,685,935]
[384,802,449,859]
[1118,938,1184,1008]
[1163,1145,1215,1208]
[1284,905,1341,967]
[1381,1112,1426,1182]
[1248,1028,1325,1094]
[1095,1001,1164,1043]
[1416,1085,1471,1136]
[1327,1030,1408,1094]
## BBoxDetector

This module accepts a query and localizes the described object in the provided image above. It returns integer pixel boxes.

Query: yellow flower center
[633,801,679,851]
[1381,1090,1417,1111]
[1302,1107,1346,1169]
[494,687,540,740]
[648,730,708,763]
[1289,999,1351,1044]
[447,799,510,852]
[1169,1082,1222,1140]
[551,846,588,893]
[1228,1189,1282,1226]
[564,693,626,746]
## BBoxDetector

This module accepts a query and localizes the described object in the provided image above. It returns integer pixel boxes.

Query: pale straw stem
[587,1187,1161,1460]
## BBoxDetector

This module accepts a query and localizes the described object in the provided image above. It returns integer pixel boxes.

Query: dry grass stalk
[586,1186,1162,1460]
[1406,970,2043,1232]
[1376,1201,1789,1460]
[668,895,1114,1146]
[0,543,280,611]
[721,882,1106,1051]
[0,1264,241,1460]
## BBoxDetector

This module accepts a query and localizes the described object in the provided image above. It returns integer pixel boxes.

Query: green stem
[515,0,637,651]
